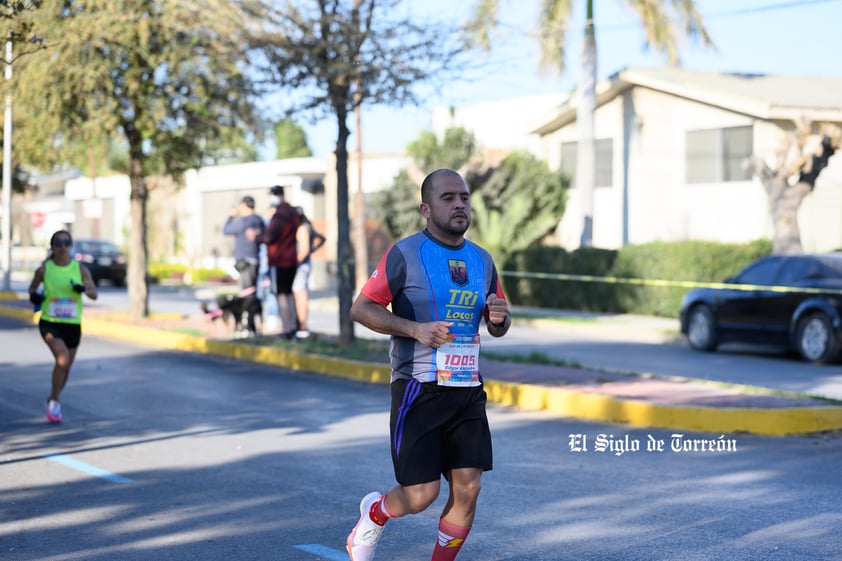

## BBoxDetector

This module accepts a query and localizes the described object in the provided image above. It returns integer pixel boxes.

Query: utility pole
[353,100,368,293]
[1,36,12,291]
[352,0,368,294]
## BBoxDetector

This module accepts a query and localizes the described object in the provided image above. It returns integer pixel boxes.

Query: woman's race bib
[436,334,481,387]
[49,298,77,319]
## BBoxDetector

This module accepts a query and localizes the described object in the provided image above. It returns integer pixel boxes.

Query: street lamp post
[1,36,12,292]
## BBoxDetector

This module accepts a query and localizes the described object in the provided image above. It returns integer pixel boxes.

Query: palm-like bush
[468,151,567,263]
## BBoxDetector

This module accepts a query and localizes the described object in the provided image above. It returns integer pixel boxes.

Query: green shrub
[147,263,229,284]
[502,246,620,311]
[148,263,189,281]
[611,239,771,317]
[503,239,772,317]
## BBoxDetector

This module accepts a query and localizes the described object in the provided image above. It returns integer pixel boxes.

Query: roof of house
[532,66,842,135]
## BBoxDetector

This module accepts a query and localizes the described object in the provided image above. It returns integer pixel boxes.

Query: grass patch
[682,377,842,405]
[484,350,584,370]
[511,312,598,324]
[233,333,392,363]
[166,327,210,337]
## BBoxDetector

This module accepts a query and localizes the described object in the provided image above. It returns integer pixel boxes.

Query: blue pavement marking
[46,454,134,484]
[293,544,348,560]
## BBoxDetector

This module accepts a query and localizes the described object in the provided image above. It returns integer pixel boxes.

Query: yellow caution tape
[499,270,842,295]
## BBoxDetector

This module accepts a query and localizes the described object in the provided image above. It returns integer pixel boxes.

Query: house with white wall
[182,157,326,272]
[432,93,569,156]
[64,174,132,246]
[50,154,412,290]
[531,66,842,252]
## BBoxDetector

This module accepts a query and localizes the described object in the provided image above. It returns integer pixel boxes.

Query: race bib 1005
[436,333,481,387]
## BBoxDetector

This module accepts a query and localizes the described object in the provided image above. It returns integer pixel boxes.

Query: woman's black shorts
[39,320,82,349]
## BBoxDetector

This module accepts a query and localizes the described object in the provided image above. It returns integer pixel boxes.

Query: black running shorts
[39,320,82,349]
[270,266,297,295]
[390,378,493,486]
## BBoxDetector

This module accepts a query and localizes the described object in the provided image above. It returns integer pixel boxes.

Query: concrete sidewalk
[2,292,841,436]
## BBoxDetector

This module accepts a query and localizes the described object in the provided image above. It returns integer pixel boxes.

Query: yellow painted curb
[482,380,842,437]
[82,316,392,386]
[2,304,841,436]
[1,305,37,321]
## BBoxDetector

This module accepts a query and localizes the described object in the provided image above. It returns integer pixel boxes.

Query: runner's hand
[486,294,508,325]
[71,282,86,294]
[29,292,44,306]
[415,321,454,348]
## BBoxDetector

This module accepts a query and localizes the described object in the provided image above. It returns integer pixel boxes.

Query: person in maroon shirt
[257,185,300,339]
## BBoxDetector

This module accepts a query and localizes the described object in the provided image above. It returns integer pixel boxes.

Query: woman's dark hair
[47,230,73,261]
[49,230,73,247]
[295,206,311,225]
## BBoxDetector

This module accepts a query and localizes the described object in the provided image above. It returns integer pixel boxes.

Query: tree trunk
[765,175,810,254]
[576,0,597,247]
[127,154,149,319]
[752,131,840,254]
[335,109,355,345]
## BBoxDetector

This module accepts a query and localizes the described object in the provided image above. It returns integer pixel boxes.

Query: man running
[346,168,511,561]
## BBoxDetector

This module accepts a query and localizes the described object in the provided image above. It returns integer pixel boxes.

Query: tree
[253,0,466,345]
[374,128,566,263]
[371,170,425,240]
[0,0,46,64]
[747,120,841,254]
[200,127,261,165]
[373,125,483,240]
[274,119,312,159]
[470,0,712,247]
[407,127,479,176]
[13,0,261,319]
[0,161,29,193]
[468,150,567,263]
[0,0,45,291]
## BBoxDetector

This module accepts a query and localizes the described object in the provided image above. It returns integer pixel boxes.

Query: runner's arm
[350,293,452,348]
[79,264,98,301]
[28,265,44,294]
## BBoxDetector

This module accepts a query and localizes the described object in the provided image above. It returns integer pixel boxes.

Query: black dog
[200,288,263,337]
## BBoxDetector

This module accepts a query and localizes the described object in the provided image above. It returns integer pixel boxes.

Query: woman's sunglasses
[52,239,72,248]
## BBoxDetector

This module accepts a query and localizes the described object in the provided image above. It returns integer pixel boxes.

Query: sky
[288,0,842,159]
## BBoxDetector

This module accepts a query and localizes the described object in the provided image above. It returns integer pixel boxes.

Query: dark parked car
[679,253,842,363]
[73,239,127,287]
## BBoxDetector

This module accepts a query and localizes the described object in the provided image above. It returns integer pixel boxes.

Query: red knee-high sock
[368,495,392,526]
[431,518,471,561]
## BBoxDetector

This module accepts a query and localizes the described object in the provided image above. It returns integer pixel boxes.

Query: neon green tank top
[42,259,84,324]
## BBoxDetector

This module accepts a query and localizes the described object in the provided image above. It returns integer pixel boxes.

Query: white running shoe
[346,492,385,561]
[46,400,62,423]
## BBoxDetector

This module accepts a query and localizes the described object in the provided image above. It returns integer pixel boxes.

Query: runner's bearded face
[426,178,472,238]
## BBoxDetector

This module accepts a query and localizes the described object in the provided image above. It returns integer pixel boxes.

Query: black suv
[679,253,842,363]
[73,239,127,287]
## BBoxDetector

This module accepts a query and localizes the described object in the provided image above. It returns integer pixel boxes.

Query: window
[686,125,753,183]
[735,256,782,286]
[560,138,614,188]
[776,258,817,285]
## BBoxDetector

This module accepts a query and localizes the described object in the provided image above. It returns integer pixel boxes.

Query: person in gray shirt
[223,195,266,335]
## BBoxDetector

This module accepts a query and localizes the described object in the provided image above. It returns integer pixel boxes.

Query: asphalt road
[83,283,842,400]
[1,315,841,560]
